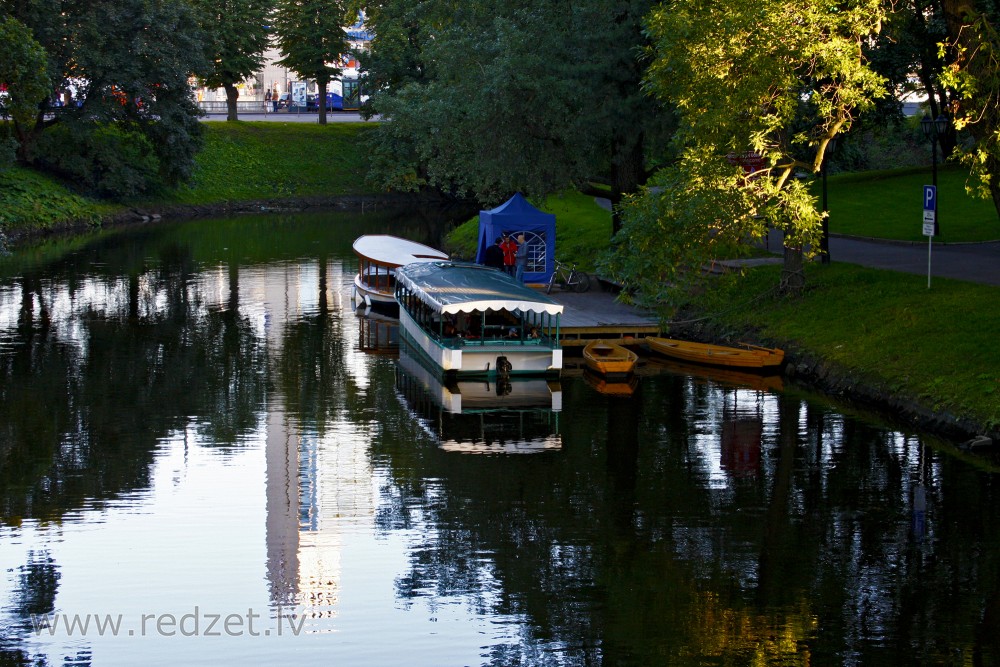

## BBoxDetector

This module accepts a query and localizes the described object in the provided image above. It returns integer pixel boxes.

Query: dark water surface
[2,212,999,666]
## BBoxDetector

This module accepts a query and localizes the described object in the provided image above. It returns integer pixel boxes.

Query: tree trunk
[781,245,805,296]
[224,82,239,122]
[609,130,645,237]
[317,81,328,126]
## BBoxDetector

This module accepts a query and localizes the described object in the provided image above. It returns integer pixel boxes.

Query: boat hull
[398,307,562,378]
[646,336,783,372]
[353,275,398,313]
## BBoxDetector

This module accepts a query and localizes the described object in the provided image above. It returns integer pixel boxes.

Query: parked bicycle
[546,259,591,294]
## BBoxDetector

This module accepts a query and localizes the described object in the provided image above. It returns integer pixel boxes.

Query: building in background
[194,13,371,112]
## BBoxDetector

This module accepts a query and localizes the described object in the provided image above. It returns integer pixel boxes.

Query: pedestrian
[264,90,271,114]
[500,232,518,276]
[514,234,528,282]
[483,237,505,270]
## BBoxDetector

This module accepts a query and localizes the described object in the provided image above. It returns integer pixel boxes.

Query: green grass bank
[0,121,378,240]
[1,122,997,439]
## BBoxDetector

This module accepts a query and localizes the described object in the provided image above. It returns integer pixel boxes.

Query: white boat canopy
[352,235,449,267]
[395,262,564,316]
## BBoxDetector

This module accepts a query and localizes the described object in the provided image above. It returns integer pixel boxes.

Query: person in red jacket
[500,232,518,276]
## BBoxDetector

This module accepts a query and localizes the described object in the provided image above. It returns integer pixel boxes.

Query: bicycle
[546,259,591,294]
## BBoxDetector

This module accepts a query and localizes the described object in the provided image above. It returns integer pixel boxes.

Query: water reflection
[1,213,999,666]
[395,340,562,454]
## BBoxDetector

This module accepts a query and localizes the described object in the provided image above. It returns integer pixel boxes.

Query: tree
[361,0,670,225]
[939,1,1000,217]
[191,0,275,122]
[0,0,209,187]
[603,0,887,306]
[0,16,49,168]
[272,0,352,125]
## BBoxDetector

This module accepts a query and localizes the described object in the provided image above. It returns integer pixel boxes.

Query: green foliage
[0,168,109,231]
[938,6,1000,215]
[34,124,159,199]
[191,0,273,90]
[605,0,887,305]
[684,262,1000,430]
[273,0,350,86]
[1,0,208,184]
[0,16,50,132]
[362,0,666,208]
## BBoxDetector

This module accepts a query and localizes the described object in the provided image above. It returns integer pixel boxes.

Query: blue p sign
[924,185,936,211]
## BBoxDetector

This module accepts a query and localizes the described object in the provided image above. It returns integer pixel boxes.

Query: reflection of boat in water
[582,369,639,396]
[396,340,562,454]
[650,357,784,392]
[356,309,399,356]
[646,336,784,372]
[352,235,449,312]
[395,261,564,378]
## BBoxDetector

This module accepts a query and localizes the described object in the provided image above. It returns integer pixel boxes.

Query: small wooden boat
[645,336,784,372]
[582,340,638,379]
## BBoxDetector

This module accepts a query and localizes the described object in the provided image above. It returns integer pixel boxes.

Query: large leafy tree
[939,0,1000,217]
[361,0,669,228]
[0,16,49,168]
[0,0,208,186]
[272,0,352,125]
[191,0,274,122]
[603,0,887,307]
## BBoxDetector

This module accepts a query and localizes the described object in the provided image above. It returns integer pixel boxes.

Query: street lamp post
[920,114,950,236]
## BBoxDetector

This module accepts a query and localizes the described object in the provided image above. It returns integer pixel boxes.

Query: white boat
[394,261,564,378]
[352,235,449,312]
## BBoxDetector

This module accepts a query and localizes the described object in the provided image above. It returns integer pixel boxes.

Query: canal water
[1,211,999,666]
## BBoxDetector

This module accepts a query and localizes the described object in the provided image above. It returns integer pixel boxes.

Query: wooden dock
[536,285,660,346]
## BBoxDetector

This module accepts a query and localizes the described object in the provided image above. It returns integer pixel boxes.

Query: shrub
[34,123,160,198]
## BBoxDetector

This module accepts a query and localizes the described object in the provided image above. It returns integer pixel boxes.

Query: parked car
[275,93,291,109]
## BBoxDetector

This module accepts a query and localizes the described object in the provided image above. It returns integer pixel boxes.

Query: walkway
[761,229,1000,286]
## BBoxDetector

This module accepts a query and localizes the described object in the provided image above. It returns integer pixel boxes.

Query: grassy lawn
[824,165,1000,242]
[163,121,377,204]
[0,122,376,238]
[686,262,999,432]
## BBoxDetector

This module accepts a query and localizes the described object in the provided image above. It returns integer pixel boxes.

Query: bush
[831,115,927,174]
[34,123,160,198]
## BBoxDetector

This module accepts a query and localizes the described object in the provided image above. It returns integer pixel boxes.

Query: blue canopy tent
[474,193,556,284]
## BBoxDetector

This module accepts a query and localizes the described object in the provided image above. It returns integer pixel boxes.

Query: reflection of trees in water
[370,373,1000,664]
[0,550,60,667]
[0,249,267,522]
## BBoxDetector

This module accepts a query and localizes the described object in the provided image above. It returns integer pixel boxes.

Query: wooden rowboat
[645,336,784,372]
[583,340,638,379]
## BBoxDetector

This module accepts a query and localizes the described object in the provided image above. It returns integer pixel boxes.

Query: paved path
[762,229,1000,286]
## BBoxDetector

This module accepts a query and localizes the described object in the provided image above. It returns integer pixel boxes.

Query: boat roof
[352,235,449,267]
[395,262,564,316]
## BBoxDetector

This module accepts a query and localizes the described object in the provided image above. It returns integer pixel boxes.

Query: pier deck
[536,286,660,346]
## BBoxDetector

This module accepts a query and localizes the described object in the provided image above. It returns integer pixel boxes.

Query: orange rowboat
[583,340,638,379]
[645,336,784,372]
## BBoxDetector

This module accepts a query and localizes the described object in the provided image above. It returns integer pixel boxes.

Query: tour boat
[645,336,784,372]
[352,235,449,312]
[394,261,564,378]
